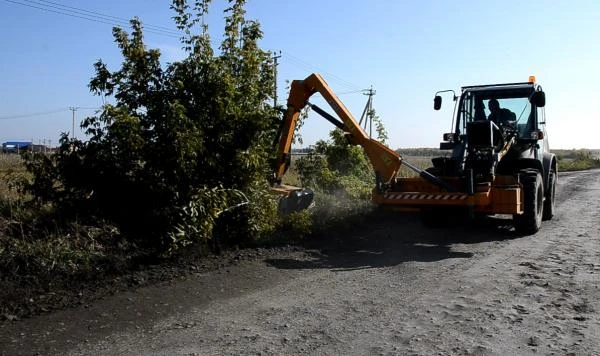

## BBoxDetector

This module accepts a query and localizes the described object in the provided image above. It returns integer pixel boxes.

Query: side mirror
[531,130,544,140]
[443,133,456,142]
[440,133,456,149]
[434,95,442,110]
[531,91,546,107]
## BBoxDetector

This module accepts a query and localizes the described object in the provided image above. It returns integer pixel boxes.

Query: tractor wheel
[514,171,544,234]
[542,170,556,221]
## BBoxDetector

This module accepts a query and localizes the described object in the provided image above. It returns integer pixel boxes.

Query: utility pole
[272,51,282,108]
[359,86,376,137]
[68,106,79,139]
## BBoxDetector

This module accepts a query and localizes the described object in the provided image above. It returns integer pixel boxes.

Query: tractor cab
[433,77,547,179]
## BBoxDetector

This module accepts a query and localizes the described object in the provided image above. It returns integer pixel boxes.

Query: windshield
[457,89,535,140]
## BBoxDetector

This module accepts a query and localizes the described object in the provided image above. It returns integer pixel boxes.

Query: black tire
[542,170,556,221]
[514,171,544,234]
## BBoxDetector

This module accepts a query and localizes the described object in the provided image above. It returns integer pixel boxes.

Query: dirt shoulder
[1,170,599,355]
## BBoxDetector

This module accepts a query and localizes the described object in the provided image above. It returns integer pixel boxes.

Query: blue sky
[1,0,598,149]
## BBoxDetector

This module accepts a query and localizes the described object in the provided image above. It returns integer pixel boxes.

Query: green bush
[22,0,279,253]
[296,129,375,200]
[293,113,390,228]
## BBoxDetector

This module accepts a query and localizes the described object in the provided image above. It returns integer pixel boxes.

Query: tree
[24,0,279,252]
[370,108,388,145]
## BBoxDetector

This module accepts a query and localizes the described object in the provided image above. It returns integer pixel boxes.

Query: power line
[281,51,363,91]
[336,89,365,95]
[4,1,366,104]
[67,106,100,139]
[3,0,180,38]
[34,0,179,34]
[0,108,69,120]
[4,0,363,95]
[0,107,99,120]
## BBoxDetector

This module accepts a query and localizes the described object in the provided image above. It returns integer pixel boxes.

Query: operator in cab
[487,98,516,127]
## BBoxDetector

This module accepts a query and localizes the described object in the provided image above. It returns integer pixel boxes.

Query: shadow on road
[266,245,473,271]
[266,212,521,271]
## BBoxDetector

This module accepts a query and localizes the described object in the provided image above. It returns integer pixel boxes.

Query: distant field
[552,149,600,159]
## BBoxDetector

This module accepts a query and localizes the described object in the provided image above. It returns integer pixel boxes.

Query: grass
[0,153,152,318]
[557,158,600,171]
[0,154,23,170]
[0,154,27,200]
[555,149,600,172]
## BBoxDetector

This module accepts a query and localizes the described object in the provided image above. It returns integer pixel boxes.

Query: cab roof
[462,82,537,93]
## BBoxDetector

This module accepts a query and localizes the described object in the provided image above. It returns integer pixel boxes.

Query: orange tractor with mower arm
[271,73,555,234]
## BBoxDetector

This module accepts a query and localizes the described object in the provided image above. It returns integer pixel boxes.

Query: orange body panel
[374,175,523,215]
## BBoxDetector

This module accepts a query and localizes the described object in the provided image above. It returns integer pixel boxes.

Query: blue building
[2,141,32,153]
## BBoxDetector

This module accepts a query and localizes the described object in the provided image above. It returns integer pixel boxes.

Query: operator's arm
[273,73,402,185]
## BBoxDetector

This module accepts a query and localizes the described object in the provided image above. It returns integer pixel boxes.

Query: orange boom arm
[273,73,402,185]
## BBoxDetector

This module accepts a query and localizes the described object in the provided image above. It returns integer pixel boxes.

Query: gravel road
[1,170,599,355]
